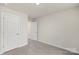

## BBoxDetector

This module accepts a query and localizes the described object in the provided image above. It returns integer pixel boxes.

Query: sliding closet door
[3,12,20,51]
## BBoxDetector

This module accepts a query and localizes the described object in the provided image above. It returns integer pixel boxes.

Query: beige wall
[37,7,79,53]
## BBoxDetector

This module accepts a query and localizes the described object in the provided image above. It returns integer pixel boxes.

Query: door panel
[31,22,37,40]
[17,16,27,46]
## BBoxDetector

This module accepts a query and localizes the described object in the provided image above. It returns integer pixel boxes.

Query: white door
[3,12,20,51]
[31,22,37,40]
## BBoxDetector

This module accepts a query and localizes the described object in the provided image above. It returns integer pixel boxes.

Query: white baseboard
[0,42,28,55]
[38,40,79,54]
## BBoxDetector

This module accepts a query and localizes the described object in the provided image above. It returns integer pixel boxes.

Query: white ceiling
[1,3,79,18]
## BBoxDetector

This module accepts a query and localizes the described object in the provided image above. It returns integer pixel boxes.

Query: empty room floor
[2,39,78,55]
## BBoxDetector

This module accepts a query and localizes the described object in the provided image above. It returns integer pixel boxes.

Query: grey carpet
[2,39,79,55]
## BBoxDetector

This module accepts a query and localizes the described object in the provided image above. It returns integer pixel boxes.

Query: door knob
[16,33,19,35]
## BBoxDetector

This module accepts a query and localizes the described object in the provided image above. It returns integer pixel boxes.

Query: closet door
[3,12,20,51]
[17,15,28,47]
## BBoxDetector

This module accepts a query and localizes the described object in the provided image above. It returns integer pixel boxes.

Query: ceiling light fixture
[36,3,40,6]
